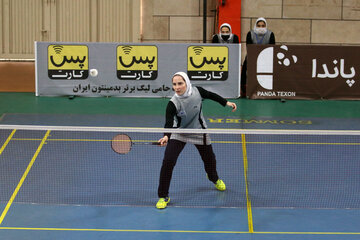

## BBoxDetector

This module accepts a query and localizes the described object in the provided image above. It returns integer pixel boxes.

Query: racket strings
[111,134,132,154]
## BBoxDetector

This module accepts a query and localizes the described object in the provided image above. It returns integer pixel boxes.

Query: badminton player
[156,72,237,209]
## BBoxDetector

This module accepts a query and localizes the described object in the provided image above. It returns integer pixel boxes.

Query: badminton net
[0,125,359,209]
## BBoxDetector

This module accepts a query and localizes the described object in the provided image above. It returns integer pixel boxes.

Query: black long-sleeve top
[212,34,240,44]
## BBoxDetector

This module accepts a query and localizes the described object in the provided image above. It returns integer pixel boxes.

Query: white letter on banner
[257,47,273,73]
[256,47,274,90]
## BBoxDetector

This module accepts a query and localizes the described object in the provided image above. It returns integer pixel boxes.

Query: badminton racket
[111,134,160,154]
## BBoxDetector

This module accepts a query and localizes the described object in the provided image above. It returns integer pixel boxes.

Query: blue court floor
[0,115,360,240]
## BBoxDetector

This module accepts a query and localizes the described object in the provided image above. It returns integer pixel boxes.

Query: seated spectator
[241,17,275,97]
[212,23,239,44]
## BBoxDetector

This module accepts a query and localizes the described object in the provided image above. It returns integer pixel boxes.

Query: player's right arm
[158,102,177,146]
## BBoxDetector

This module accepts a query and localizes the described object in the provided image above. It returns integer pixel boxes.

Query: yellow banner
[48,45,88,70]
[187,46,228,71]
[117,45,158,71]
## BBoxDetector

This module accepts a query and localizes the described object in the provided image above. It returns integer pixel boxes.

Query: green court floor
[1,92,360,119]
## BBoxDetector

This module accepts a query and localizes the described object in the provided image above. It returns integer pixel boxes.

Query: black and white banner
[247,44,360,100]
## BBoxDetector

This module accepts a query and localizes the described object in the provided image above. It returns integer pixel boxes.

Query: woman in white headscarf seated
[247,17,275,45]
[241,17,276,97]
[155,72,237,209]
[212,23,239,44]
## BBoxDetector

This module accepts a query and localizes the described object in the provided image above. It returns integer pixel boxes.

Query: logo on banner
[187,46,228,81]
[117,45,158,80]
[256,45,298,90]
[256,45,298,97]
[48,45,88,80]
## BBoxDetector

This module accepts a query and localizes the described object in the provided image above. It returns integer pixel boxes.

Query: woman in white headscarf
[212,23,239,44]
[247,17,275,44]
[156,72,237,209]
[241,17,275,97]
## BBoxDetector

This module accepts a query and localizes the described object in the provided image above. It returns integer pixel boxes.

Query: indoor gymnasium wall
[239,0,360,62]
[0,0,140,92]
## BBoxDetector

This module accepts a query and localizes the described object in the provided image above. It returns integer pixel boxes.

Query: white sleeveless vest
[170,87,210,145]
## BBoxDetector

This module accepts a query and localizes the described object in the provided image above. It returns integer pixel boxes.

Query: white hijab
[220,23,232,34]
[219,23,233,39]
[173,72,192,99]
[253,17,268,35]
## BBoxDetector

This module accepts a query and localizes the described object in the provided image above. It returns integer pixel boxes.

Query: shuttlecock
[89,69,98,77]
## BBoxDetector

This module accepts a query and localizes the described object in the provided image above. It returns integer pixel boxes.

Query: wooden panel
[1,0,10,55]
[0,62,35,92]
[0,0,140,58]
[56,0,91,41]
[98,0,131,42]
[10,0,43,54]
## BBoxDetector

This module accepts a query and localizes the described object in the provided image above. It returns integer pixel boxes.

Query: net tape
[1,124,360,135]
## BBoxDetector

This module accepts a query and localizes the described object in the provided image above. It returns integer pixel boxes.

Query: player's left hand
[226,101,237,112]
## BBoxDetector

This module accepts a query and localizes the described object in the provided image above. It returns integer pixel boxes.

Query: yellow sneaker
[156,197,170,209]
[215,179,226,191]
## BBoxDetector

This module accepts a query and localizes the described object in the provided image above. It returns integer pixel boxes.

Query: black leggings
[158,139,219,198]
[240,56,247,97]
